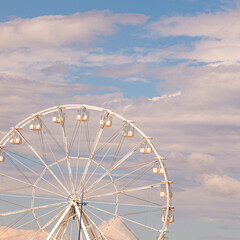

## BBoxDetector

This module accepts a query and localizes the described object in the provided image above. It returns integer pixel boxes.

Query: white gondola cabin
[30,118,42,131]
[0,149,5,163]
[162,206,175,223]
[100,114,112,127]
[10,132,22,145]
[77,108,89,122]
[52,112,65,124]
[122,123,134,137]
[160,182,172,198]
[160,183,167,198]
[140,141,152,154]
[153,161,164,175]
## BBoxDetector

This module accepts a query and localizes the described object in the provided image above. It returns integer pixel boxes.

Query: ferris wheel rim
[0,104,173,240]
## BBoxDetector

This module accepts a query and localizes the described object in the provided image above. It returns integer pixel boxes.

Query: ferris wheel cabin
[10,131,22,145]
[100,114,112,127]
[122,122,134,137]
[30,117,42,131]
[77,108,89,121]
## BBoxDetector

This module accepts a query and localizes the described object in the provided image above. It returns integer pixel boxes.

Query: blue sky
[0,0,230,20]
[0,0,240,239]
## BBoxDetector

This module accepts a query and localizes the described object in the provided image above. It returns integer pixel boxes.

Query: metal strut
[78,187,85,240]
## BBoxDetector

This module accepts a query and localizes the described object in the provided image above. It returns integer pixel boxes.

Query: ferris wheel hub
[67,193,81,204]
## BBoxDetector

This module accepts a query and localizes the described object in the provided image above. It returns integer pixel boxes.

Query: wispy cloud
[0,11,147,50]
[148,5,240,63]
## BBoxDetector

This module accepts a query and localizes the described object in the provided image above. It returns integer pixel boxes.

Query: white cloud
[149,91,181,101]
[99,217,138,240]
[148,5,240,63]
[0,11,148,82]
[148,7,240,40]
[187,153,216,174]
[0,11,147,50]
[124,76,150,83]
[201,174,240,198]
[0,227,46,240]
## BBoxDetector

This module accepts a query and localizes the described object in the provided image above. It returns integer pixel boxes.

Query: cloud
[0,227,46,240]
[148,5,240,63]
[0,72,120,137]
[149,91,181,101]
[0,11,148,82]
[123,76,150,83]
[187,153,216,174]
[148,7,240,39]
[99,217,138,240]
[0,11,147,50]
[41,62,69,75]
[201,174,240,197]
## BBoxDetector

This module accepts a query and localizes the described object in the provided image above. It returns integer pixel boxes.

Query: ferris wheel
[0,104,174,240]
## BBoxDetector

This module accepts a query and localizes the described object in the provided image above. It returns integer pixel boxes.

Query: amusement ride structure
[0,104,174,239]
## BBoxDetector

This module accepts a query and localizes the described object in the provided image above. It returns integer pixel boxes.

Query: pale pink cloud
[99,217,138,240]
[187,153,216,174]
[148,7,240,39]
[201,174,240,197]
[0,11,147,50]
[0,227,46,240]
[148,6,240,63]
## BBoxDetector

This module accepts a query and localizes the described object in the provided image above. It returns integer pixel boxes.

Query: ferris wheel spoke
[122,193,163,207]
[84,141,142,194]
[85,182,162,200]
[17,130,70,195]
[46,205,71,240]
[87,204,160,233]
[58,213,75,240]
[84,207,104,224]
[74,121,82,192]
[41,121,65,154]
[4,151,68,196]
[70,122,85,193]
[13,204,66,233]
[78,126,104,192]
[74,204,91,240]
[84,127,123,189]
[94,125,123,155]
[0,193,64,201]
[7,154,32,185]
[43,129,71,192]
[86,160,154,196]
[83,210,107,240]
[0,172,67,198]
[41,121,72,195]
[123,165,153,190]
[120,208,162,217]
[27,205,69,240]
[0,197,28,209]
[58,115,75,194]
[4,149,44,166]
[87,200,162,208]
[0,201,67,217]
[68,119,80,155]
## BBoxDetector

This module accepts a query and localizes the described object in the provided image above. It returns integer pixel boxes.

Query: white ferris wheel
[0,104,174,240]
